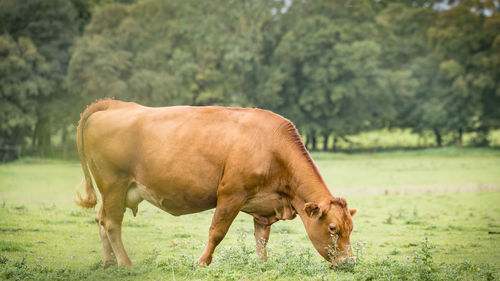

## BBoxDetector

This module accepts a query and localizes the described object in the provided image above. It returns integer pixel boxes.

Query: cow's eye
[328,224,336,233]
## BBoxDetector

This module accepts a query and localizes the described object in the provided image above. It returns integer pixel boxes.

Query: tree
[406,55,449,146]
[0,0,82,155]
[477,13,500,141]
[266,0,392,150]
[0,34,52,149]
[428,5,495,146]
[377,3,444,145]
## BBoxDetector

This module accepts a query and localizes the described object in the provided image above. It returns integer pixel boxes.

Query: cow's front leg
[253,217,271,260]
[198,194,246,266]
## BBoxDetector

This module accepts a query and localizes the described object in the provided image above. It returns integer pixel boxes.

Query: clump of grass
[69,209,89,217]
[122,220,150,228]
[173,233,191,238]
[0,241,25,252]
[272,224,295,234]
[389,249,400,255]
[41,203,57,211]
[11,205,27,212]
[383,214,393,224]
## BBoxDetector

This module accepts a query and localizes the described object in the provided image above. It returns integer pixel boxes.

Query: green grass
[312,129,500,150]
[314,147,500,194]
[1,147,499,280]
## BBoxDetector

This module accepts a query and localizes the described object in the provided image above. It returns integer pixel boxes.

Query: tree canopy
[1,0,499,158]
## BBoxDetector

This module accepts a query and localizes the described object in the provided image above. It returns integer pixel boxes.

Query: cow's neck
[283,159,332,231]
[277,124,334,219]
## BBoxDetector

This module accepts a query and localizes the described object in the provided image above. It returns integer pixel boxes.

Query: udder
[125,182,161,216]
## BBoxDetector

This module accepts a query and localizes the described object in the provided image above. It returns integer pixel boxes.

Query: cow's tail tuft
[74,99,113,208]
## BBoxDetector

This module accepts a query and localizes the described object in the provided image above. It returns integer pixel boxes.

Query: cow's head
[302,197,356,266]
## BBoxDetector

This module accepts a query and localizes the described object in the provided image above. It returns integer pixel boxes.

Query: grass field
[1,148,499,280]
[313,129,500,151]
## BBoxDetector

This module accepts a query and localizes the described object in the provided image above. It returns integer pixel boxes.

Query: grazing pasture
[1,148,499,280]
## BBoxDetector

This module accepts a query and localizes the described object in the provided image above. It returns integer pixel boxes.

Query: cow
[75,99,357,268]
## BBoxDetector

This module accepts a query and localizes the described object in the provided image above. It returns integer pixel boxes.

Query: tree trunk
[332,137,338,152]
[32,116,52,157]
[62,125,68,159]
[322,133,329,152]
[311,131,317,151]
[456,128,463,149]
[305,133,311,150]
[433,128,442,147]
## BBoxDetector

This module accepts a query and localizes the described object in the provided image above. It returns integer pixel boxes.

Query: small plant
[389,249,400,255]
[12,256,25,269]
[383,214,393,224]
[69,209,87,217]
[142,247,160,265]
[326,234,357,272]
[89,260,103,270]
[413,237,436,281]
[413,206,419,217]
[0,255,8,264]
[353,241,367,262]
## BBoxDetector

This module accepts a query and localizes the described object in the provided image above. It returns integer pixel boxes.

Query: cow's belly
[129,149,223,215]
[126,181,218,216]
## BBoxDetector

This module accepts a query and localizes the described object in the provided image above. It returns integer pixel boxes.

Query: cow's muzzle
[331,255,356,268]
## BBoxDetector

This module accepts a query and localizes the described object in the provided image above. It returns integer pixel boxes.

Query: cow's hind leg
[95,205,115,268]
[198,189,247,266]
[97,178,132,267]
[253,218,271,260]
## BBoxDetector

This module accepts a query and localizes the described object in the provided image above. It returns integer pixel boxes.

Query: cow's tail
[75,99,113,209]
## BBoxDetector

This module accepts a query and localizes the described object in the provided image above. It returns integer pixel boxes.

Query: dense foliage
[0,0,499,157]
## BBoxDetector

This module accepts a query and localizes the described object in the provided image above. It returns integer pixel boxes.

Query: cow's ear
[304,202,321,218]
[350,208,358,216]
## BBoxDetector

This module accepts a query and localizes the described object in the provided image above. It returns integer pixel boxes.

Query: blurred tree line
[0,0,499,159]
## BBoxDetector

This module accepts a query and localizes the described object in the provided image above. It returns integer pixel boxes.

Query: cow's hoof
[103,260,115,269]
[118,261,133,267]
[197,258,211,268]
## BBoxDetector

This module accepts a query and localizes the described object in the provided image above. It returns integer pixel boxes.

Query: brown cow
[75,99,356,268]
